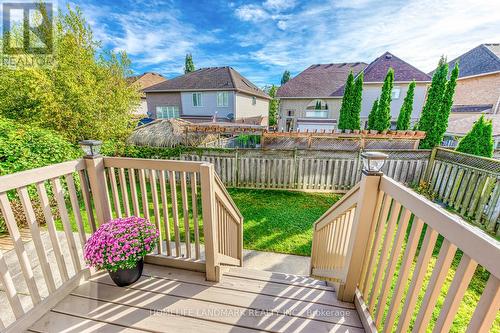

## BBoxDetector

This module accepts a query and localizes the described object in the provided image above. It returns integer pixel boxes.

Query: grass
[227,188,340,256]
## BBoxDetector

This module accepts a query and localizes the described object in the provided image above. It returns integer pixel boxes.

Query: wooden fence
[427,148,500,235]
[180,149,431,192]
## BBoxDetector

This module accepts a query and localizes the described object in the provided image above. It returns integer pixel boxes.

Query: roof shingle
[361,52,431,83]
[144,67,270,99]
[435,44,500,78]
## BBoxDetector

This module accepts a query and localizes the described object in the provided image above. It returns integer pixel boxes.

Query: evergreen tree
[374,68,394,131]
[338,71,354,130]
[456,116,494,158]
[418,57,448,148]
[268,85,279,127]
[315,100,321,109]
[350,72,363,130]
[396,80,415,130]
[184,53,195,73]
[367,99,378,130]
[281,70,291,85]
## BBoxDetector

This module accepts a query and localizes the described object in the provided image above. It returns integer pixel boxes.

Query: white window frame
[156,105,180,119]
[192,92,203,107]
[391,87,401,99]
[216,92,229,107]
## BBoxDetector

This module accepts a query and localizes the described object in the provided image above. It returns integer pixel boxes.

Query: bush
[456,115,494,158]
[0,117,81,176]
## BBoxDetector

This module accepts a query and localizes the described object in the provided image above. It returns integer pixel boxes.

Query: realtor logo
[1,1,54,67]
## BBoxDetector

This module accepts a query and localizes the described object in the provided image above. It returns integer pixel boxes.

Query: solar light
[79,140,102,157]
[361,151,388,175]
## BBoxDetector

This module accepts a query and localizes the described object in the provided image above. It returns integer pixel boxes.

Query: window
[192,92,203,107]
[287,110,295,117]
[305,110,328,118]
[156,105,180,119]
[217,92,229,107]
[390,121,397,130]
[252,96,257,105]
[391,87,401,99]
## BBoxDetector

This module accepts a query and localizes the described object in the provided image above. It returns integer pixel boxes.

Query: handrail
[314,182,360,231]
[214,172,243,221]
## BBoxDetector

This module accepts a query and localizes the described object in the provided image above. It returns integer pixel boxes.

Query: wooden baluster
[180,172,191,258]
[17,187,56,294]
[0,250,24,319]
[108,167,122,218]
[159,171,172,256]
[368,201,402,313]
[118,168,131,217]
[169,171,181,257]
[412,239,457,332]
[64,174,87,247]
[138,169,150,220]
[128,168,140,216]
[78,170,96,233]
[396,226,438,333]
[374,207,411,326]
[36,182,69,281]
[433,254,477,332]
[191,173,201,259]
[383,218,424,331]
[0,193,41,304]
[149,170,163,254]
[51,178,82,273]
[465,275,500,333]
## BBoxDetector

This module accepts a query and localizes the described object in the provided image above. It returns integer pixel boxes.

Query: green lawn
[227,188,340,256]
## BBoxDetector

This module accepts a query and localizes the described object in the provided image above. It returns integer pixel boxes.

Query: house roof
[446,114,500,137]
[277,62,367,98]
[127,72,166,91]
[434,44,500,78]
[144,67,270,99]
[361,52,432,83]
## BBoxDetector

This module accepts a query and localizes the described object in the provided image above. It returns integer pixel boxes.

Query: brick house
[276,52,431,131]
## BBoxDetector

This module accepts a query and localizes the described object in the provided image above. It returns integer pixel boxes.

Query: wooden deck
[28,264,364,333]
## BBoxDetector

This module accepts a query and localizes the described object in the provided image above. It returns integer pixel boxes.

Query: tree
[268,85,279,127]
[350,72,363,130]
[184,53,195,73]
[338,71,354,130]
[456,116,494,157]
[281,70,291,85]
[396,80,416,130]
[368,99,378,130]
[418,57,448,148]
[0,5,139,143]
[373,68,394,131]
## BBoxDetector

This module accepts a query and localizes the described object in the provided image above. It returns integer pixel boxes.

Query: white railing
[305,110,329,118]
[310,172,500,332]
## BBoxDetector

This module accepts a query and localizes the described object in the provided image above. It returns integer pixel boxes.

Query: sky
[63,0,500,86]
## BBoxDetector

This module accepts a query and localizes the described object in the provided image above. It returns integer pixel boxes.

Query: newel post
[200,163,221,282]
[338,152,387,302]
[80,140,112,227]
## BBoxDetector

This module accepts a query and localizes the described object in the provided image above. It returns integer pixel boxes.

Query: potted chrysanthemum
[84,216,158,287]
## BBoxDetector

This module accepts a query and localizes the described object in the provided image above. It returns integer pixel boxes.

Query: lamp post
[361,151,388,175]
[79,140,103,158]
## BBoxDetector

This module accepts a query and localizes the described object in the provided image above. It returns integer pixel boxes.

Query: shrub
[84,217,158,271]
[456,115,494,158]
[374,68,394,131]
[396,81,415,130]
[0,117,81,176]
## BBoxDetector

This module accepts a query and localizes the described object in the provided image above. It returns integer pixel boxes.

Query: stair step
[224,267,335,291]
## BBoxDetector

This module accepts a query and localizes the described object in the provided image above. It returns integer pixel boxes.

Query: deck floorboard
[30,264,363,332]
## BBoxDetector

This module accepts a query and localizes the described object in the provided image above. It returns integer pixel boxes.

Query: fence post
[338,154,386,302]
[84,155,112,226]
[424,147,438,182]
[200,163,221,282]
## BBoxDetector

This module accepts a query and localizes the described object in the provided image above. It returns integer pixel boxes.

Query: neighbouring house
[127,72,167,117]
[144,67,271,126]
[277,52,431,131]
[440,44,500,147]
[442,113,500,150]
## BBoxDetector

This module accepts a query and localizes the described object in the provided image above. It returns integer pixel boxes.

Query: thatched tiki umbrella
[128,119,216,147]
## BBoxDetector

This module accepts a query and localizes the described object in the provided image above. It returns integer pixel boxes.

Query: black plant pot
[108,258,144,287]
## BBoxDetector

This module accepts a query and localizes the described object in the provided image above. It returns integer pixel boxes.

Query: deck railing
[311,170,500,332]
[0,155,243,331]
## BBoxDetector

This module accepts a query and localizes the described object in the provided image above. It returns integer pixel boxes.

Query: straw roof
[128,119,217,147]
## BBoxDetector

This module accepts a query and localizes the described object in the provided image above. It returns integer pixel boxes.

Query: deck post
[84,155,112,226]
[200,163,221,282]
[338,153,385,302]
